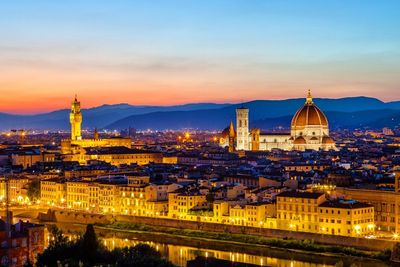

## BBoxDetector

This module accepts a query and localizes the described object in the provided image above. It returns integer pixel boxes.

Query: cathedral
[61,96,131,155]
[220,90,337,151]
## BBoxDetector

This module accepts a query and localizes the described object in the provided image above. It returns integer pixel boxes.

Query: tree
[37,225,176,267]
[36,225,74,267]
[26,179,40,201]
[80,224,99,263]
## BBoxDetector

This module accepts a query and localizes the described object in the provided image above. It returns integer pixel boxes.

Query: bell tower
[70,95,82,141]
[236,107,249,150]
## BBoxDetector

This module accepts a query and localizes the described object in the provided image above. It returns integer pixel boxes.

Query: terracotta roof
[291,96,328,128]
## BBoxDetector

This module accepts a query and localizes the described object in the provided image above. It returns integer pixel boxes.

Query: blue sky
[0,0,399,113]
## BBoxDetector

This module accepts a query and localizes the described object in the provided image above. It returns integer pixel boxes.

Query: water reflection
[42,224,388,267]
[101,237,330,267]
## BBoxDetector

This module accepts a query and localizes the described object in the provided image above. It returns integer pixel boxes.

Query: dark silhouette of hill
[106,97,400,130]
[1,97,400,130]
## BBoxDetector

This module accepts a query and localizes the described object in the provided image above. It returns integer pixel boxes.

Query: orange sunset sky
[1,1,400,114]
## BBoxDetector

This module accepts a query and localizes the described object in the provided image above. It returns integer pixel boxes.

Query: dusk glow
[1,0,400,113]
[2,2,400,266]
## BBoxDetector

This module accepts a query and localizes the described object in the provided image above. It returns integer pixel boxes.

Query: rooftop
[319,200,373,209]
[277,191,324,199]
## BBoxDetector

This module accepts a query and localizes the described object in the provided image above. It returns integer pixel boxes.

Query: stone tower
[236,107,249,150]
[70,95,82,141]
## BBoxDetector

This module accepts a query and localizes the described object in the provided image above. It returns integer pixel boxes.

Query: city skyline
[1,0,400,113]
[2,2,400,266]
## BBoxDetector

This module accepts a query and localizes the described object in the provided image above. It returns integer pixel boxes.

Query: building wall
[40,181,66,206]
[236,108,249,150]
[276,194,326,233]
[337,188,400,232]
[318,206,374,237]
[12,153,56,169]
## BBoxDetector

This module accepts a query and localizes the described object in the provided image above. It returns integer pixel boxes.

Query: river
[39,222,389,267]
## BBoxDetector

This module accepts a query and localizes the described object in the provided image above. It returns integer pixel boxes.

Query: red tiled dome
[291,91,328,128]
[293,136,306,144]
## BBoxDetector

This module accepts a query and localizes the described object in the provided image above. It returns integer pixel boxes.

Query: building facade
[61,96,132,155]
[220,90,337,151]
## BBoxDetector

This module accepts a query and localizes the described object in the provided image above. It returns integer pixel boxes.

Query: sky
[1,0,400,114]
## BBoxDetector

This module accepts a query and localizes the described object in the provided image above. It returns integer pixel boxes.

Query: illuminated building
[228,202,276,227]
[168,191,208,219]
[334,168,400,232]
[119,185,146,216]
[70,95,82,141]
[40,179,67,206]
[277,191,326,232]
[62,146,163,166]
[318,200,374,237]
[218,121,236,152]
[11,151,55,169]
[0,177,29,203]
[66,181,92,210]
[276,191,375,237]
[236,107,249,150]
[61,96,132,155]
[221,90,337,151]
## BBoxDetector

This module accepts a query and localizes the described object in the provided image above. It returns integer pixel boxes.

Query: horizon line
[1,95,399,116]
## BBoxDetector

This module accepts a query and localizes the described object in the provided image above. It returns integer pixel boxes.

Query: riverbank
[94,222,392,263]
[37,209,397,252]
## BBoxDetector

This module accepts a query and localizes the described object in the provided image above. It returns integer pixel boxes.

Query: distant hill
[0,103,230,130]
[1,97,400,131]
[106,97,400,130]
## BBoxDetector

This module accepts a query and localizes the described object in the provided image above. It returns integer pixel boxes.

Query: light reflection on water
[45,230,334,267]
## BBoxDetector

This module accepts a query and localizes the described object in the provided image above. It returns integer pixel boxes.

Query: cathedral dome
[322,136,335,144]
[291,90,328,128]
[293,136,306,145]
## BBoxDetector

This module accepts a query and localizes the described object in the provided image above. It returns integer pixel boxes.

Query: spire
[229,120,235,137]
[306,89,313,105]
[74,94,78,102]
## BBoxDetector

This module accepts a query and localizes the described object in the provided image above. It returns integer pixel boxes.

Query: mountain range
[1,97,400,131]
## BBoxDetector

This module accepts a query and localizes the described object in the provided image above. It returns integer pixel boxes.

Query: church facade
[220,91,337,151]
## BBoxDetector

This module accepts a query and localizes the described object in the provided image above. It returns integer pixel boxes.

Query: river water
[42,223,389,267]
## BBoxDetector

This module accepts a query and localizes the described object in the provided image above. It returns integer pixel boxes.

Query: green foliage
[36,224,175,267]
[373,248,392,261]
[81,224,99,263]
[26,179,40,201]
